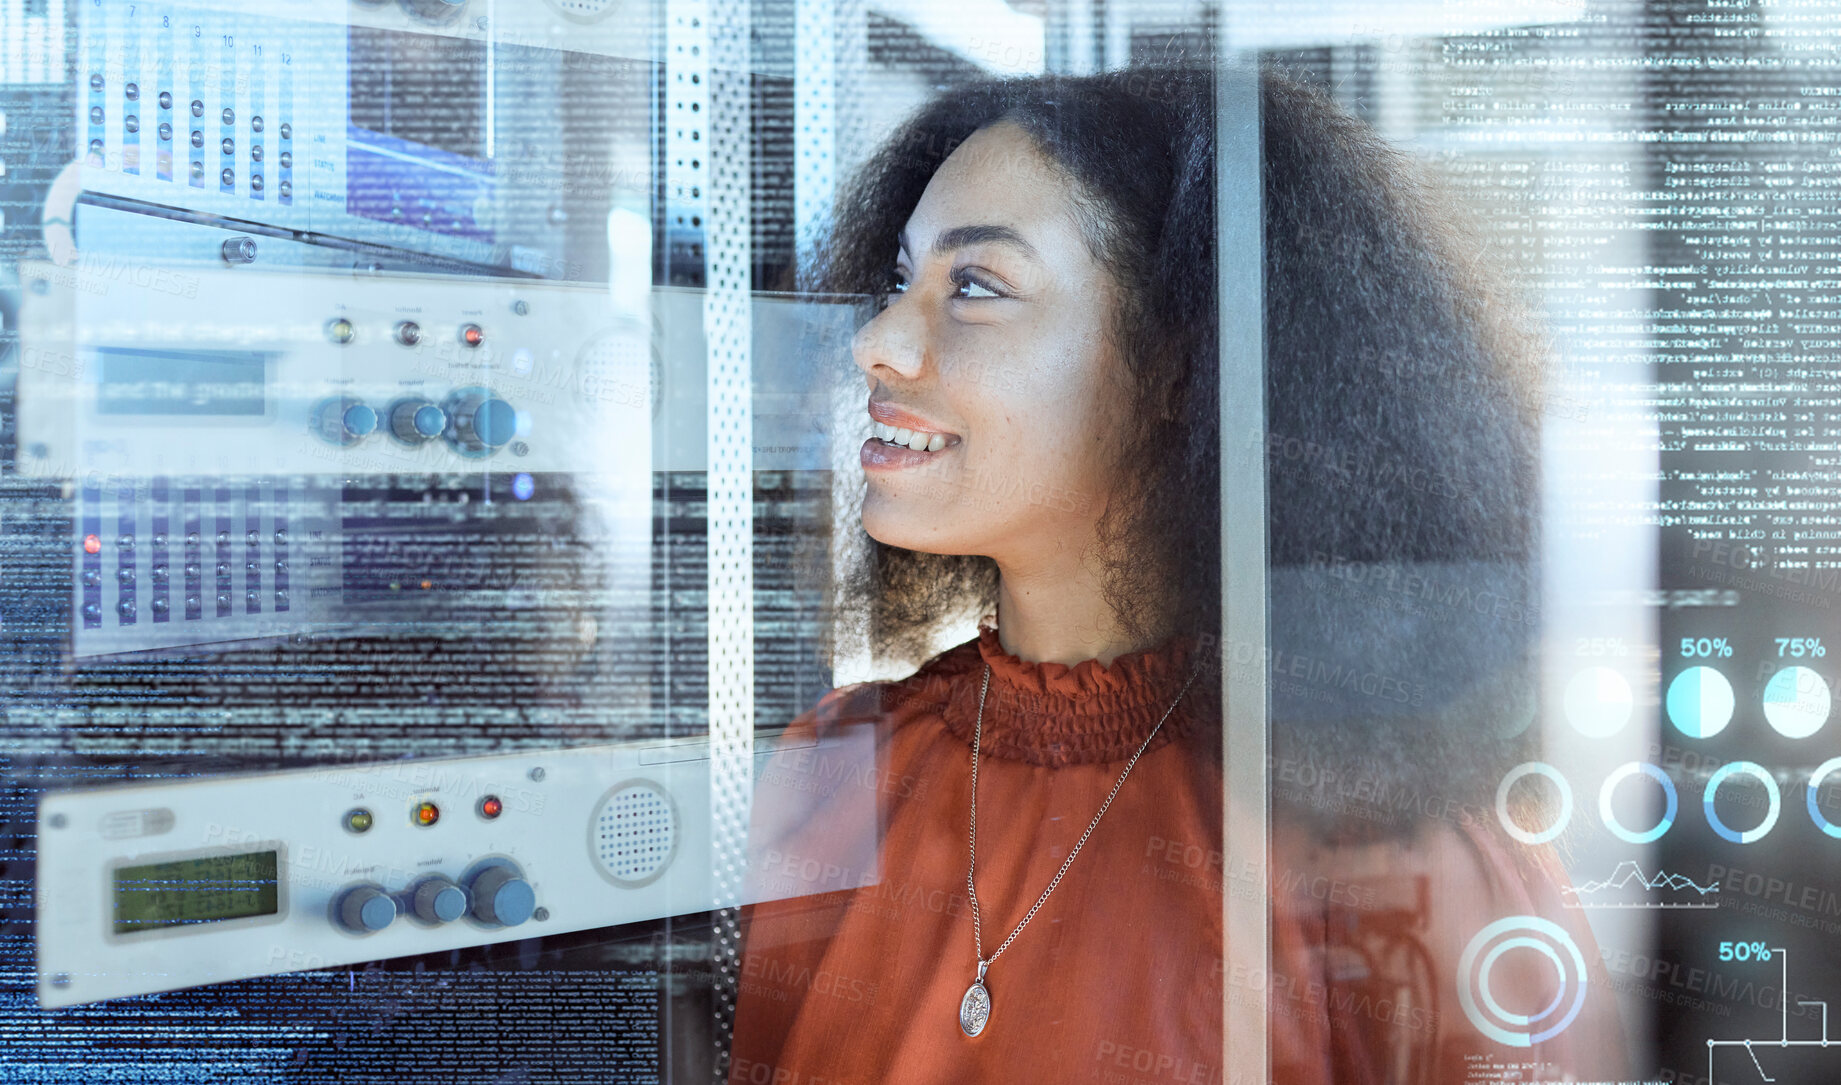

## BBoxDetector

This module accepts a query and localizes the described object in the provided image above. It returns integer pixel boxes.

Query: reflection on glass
[9,0,1841,1079]
[734,65,1228,1083]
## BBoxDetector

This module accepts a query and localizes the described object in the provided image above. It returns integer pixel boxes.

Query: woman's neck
[991,566,1166,668]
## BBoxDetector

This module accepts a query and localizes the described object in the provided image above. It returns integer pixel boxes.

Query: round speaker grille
[590,780,677,887]
[545,0,619,20]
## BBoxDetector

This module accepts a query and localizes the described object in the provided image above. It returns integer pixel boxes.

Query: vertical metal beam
[1044,0,1098,75]
[1215,51,1269,1085]
[799,0,873,687]
[1068,0,1097,74]
[793,0,836,280]
[664,0,711,287]
[692,0,754,1073]
[1102,0,1132,71]
[793,0,869,286]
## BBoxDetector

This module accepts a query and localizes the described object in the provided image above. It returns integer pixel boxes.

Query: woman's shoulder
[742,636,982,904]
[779,633,982,743]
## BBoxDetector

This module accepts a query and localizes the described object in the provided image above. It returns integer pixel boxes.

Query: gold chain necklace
[959,656,1202,1037]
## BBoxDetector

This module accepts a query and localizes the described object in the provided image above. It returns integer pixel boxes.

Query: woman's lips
[860,435,958,470]
[867,397,960,440]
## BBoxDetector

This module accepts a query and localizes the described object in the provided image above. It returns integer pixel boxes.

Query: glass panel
[1246,1,1841,1081]
[8,0,1826,1081]
[11,2,1238,1081]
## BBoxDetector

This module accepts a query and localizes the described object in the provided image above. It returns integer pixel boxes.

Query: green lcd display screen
[112,850,280,935]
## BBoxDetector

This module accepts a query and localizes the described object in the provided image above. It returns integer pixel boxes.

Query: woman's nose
[851,299,925,382]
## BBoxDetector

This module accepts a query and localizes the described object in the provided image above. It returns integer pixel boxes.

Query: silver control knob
[341,404,378,439]
[337,885,397,933]
[467,865,535,926]
[220,236,258,264]
[445,391,517,454]
[410,876,469,924]
[312,397,378,446]
[390,399,447,443]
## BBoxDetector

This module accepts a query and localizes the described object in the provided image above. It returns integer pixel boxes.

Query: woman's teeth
[874,422,949,452]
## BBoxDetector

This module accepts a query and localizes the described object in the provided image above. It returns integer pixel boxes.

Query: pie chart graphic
[1564,667,1633,738]
[1762,666,1830,739]
[1666,666,1735,739]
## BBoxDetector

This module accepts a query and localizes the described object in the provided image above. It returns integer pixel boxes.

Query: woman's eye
[877,269,1001,309]
[952,273,1002,300]
[878,272,909,310]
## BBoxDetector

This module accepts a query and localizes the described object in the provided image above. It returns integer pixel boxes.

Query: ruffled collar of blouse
[927,612,1215,767]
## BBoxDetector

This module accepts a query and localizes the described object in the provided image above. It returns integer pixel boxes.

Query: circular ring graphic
[1457,915,1589,1047]
[1496,762,1573,846]
[1563,667,1633,738]
[1598,762,1678,845]
[1805,757,1841,839]
[1703,761,1782,844]
[1480,938,1568,1026]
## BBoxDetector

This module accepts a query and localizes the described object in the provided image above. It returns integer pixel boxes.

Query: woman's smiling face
[853,119,1128,563]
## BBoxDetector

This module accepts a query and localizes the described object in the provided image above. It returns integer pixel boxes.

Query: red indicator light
[460,323,485,348]
[83,534,102,555]
[413,801,440,827]
[419,578,433,590]
[479,796,503,820]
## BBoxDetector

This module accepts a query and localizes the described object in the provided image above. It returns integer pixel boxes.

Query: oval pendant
[959,979,991,1037]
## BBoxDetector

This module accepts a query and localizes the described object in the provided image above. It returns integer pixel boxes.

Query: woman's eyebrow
[898,224,1041,262]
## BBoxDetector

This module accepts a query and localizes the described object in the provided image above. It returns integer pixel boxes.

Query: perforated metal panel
[664,0,711,288]
[691,0,755,1074]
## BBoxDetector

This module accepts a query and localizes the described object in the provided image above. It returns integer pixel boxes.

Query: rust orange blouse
[726,615,1630,1083]
[728,615,1226,1084]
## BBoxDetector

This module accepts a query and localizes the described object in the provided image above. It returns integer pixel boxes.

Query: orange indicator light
[413,801,440,827]
[479,796,503,820]
[83,534,101,555]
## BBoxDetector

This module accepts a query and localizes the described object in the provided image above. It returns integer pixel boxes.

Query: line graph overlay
[1561,860,1720,910]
